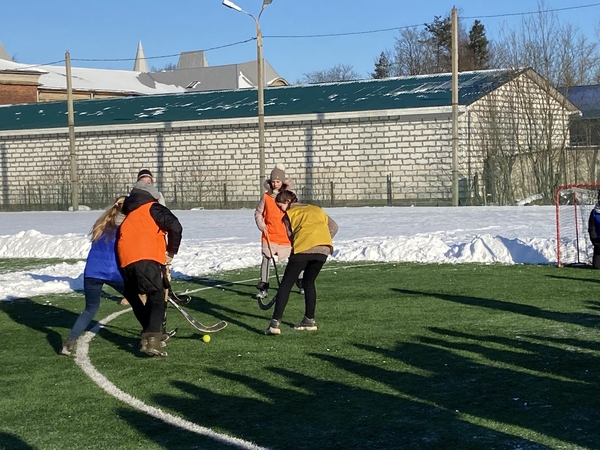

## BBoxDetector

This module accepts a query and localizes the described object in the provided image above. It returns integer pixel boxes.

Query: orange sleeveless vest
[261,193,291,246]
[117,202,167,267]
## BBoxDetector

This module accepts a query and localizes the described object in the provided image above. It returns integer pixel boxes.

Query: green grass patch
[1,262,600,449]
[0,258,80,274]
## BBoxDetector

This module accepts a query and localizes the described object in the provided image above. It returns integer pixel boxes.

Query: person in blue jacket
[589,190,600,269]
[60,196,126,356]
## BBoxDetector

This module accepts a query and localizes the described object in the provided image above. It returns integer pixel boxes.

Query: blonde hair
[90,196,126,242]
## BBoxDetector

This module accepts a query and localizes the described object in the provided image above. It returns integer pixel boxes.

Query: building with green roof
[0,68,580,209]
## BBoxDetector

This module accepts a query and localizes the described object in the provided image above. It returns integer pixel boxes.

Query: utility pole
[65,51,78,211]
[451,7,459,206]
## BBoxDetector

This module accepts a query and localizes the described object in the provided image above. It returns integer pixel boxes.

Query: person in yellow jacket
[265,190,338,335]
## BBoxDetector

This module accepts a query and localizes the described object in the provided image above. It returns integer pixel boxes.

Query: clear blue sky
[2,1,599,83]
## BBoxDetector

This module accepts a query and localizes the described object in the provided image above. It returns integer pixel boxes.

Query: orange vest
[117,202,167,267]
[261,193,291,246]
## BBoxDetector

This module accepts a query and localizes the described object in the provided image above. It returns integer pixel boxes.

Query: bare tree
[299,64,361,84]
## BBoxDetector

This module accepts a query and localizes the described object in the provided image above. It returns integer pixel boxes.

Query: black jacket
[122,188,183,256]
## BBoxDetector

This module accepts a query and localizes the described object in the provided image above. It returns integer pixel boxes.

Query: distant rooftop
[0,69,549,132]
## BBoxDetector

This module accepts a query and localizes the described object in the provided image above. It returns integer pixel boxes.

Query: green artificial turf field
[1,261,599,450]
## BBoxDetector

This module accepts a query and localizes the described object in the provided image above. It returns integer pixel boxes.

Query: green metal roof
[0,69,518,132]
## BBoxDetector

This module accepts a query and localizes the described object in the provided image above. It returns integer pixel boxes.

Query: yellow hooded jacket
[286,204,333,254]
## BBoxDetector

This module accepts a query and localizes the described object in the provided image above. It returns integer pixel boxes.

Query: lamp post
[223,0,273,193]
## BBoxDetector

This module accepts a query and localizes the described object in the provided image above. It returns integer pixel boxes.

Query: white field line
[72,261,385,448]
[180,261,389,295]
[74,309,269,450]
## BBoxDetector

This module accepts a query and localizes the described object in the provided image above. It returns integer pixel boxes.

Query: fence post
[387,174,392,206]
[330,181,334,207]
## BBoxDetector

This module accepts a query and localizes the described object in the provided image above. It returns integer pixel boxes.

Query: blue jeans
[67,277,125,341]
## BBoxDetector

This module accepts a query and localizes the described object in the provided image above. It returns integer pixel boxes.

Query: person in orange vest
[117,183,182,357]
[254,164,298,299]
[264,190,338,335]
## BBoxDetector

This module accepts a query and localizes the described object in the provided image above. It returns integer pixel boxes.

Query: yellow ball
[202,334,211,343]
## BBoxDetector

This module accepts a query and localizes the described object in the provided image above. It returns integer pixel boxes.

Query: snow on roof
[0,58,184,95]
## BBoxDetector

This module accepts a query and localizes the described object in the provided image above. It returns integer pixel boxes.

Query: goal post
[555,183,600,267]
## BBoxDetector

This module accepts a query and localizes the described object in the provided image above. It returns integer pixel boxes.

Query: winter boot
[294,316,317,331]
[264,318,281,335]
[256,281,270,300]
[60,338,76,356]
[144,333,168,357]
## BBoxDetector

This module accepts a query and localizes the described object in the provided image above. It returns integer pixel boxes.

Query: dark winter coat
[121,188,182,256]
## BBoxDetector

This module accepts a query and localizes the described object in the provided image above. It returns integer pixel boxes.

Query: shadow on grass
[0,298,78,354]
[115,408,245,450]
[138,361,555,450]
[0,431,36,450]
[392,288,600,329]
[342,327,600,449]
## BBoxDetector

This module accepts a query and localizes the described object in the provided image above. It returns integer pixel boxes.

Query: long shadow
[0,432,36,450]
[546,274,600,285]
[115,408,242,450]
[0,298,78,353]
[313,333,600,448]
[392,288,600,329]
[138,366,552,450]
[0,295,134,355]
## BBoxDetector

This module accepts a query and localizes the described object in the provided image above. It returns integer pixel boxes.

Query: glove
[166,253,174,266]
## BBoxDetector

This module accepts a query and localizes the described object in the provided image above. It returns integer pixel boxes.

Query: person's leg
[594,245,600,269]
[141,262,168,356]
[121,267,149,330]
[66,277,103,341]
[300,255,327,320]
[256,255,270,293]
[272,254,309,321]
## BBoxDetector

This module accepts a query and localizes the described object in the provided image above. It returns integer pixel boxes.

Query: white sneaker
[294,316,317,331]
[264,319,281,335]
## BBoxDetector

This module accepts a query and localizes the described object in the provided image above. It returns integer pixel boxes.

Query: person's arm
[150,203,183,256]
[327,216,338,239]
[254,195,267,232]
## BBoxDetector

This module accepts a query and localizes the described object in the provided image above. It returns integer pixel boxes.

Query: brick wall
[0,84,37,105]
[0,109,461,210]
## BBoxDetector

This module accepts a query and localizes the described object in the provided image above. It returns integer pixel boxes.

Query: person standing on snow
[117,183,182,357]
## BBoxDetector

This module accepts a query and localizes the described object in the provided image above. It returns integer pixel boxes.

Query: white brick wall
[0,109,457,208]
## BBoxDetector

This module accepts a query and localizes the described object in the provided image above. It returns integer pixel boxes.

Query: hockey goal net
[555,183,600,267]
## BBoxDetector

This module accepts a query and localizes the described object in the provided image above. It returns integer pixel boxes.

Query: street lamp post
[223,0,273,193]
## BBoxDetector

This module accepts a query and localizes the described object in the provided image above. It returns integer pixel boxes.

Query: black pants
[594,244,600,269]
[120,260,167,333]
[273,253,327,321]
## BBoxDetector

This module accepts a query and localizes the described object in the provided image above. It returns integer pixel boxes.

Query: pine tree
[468,20,490,70]
[371,52,392,79]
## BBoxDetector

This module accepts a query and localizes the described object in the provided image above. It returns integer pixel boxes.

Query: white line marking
[73,261,384,448]
[181,261,388,295]
[74,309,269,450]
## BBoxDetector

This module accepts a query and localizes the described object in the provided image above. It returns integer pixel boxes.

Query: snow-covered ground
[0,206,566,301]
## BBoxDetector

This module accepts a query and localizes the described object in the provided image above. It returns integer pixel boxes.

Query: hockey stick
[264,233,281,285]
[167,297,227,332]
[257,295,276,310]
[257,233,278,310]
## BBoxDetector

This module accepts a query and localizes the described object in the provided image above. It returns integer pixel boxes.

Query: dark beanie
[270,164,285,182]
[137,169,153,181]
